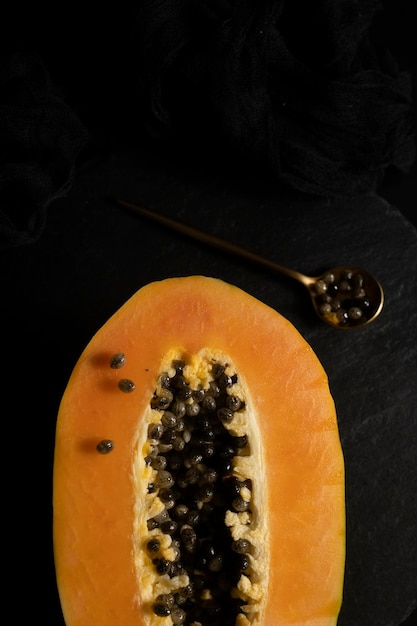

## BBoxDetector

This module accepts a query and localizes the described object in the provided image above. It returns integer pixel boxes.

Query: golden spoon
[114,198,384,329]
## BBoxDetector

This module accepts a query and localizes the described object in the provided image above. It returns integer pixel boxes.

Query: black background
[2,2,416,625]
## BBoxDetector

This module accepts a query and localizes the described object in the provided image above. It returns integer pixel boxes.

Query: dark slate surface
[2,147,416,625]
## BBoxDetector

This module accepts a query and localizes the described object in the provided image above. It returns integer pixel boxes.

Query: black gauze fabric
[0,51,88,249]
[134,0,415,196]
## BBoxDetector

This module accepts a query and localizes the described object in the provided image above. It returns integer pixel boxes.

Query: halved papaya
[53,275,345,626]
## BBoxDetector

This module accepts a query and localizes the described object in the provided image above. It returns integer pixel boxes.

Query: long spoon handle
[114,198,312,287]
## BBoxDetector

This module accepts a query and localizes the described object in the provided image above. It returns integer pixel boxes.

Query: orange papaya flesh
[53,275,345,626]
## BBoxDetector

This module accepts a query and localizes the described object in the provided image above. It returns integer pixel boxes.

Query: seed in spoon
[312,269,378,328]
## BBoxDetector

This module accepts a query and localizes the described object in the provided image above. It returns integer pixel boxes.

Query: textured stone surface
[2,148,416,625]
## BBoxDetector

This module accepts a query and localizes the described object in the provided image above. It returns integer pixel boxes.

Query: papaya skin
[53,275,345,626]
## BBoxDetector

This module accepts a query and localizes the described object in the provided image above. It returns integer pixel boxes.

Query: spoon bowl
[114,198,384,329]
[299,265,384,329]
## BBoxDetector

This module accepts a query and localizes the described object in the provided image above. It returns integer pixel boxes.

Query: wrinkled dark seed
[148,423,163,440]
[161,520,178,535]
[237,553,250,571]
[220,445,236,459]
[161,428,177,445]
[208,380,221,397]
[232,538,251,553]
[148,455,167,470]
[147,517,158,531]
[184,467,200,484]
[109,352,126,369]
[146,538,160,553]
[159,372,171,388]
[161,411,179,428]
[151,388,174,409]
[171,400,186,418]
[212,363,225,379]
[202,395,216,412]
[226,395,242,411]
[201,468,218,483]
[233,496,250,512]
[96,439,115,454]
[152,510,170,526]
[177,387,193,401]
[233,435,248,449]
[153,557,172,575]
[153,602,171,617]
[172,435,186,451]
[158,488,176,508]
[208,553,224,572]
[156,593,175,609]
[171,606,187,626]
[217,407,234,423]
[156,470,174,488]
[185,509,200,526]
[118,378,135,393]
[186,401,200,417]
[218,373,233,388]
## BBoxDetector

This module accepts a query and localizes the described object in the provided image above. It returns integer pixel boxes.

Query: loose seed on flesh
[96,439,115,454]
[118,378,135,393]
[109,352,126,369]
